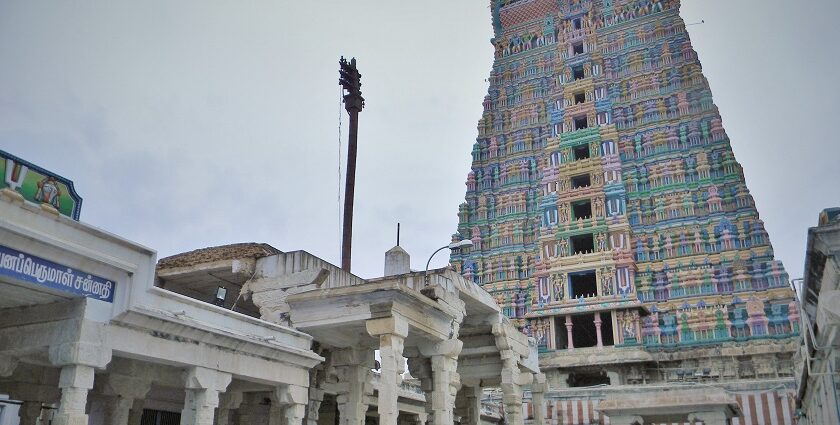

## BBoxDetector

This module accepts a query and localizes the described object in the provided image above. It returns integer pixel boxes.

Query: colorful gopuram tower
[451,0,800,422]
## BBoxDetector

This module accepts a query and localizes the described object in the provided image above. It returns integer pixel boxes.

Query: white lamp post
[424,239,473,286]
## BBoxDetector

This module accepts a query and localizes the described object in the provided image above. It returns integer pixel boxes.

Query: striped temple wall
[521,389,796,425]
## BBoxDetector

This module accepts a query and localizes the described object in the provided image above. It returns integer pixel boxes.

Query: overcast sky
[1,1,838,280]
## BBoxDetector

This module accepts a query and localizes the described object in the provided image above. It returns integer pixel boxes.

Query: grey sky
[1,0,837,280]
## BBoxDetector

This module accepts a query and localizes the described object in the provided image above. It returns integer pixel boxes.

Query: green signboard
[0,150,82,220]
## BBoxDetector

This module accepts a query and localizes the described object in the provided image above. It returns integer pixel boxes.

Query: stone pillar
[688,411,727,425]
[405,412,427,425]
[101,375,152,425]
[53,364,95,425]
[305,384,325,425]
[48,335,112,425]
[18,401,42,425]
[605,415,643,425]
[531,374,547,425]
[102,396,135,425]
[269,385,308,425]
[334,348,373,425]
[180,367,233,425]
[217,391,243,425]
[565,316,574,350]
[606,371,620,386]
[367,316,409,425]
[407,357,434,423]
[236,392,271,425]
[499,353,531,425]
[594,313,604,349]
[128,399,145,425]
[429,340,462,425]
[459,385,482,425]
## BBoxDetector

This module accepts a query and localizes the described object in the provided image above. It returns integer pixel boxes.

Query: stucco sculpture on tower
[450,0,799,423]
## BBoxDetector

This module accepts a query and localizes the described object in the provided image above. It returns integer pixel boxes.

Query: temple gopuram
[450,1,800,423]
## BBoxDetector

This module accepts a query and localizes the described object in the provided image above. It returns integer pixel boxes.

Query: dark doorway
[573,42,584,55]
[569,371,611,387]
[571,174,591,188]
[573,66,585,80]
[601,312,615,346]
[570,270,597,298]
[141,410,181,425]
[570,234,595,255]
[572,200,592,219]
[574,92,586,104]
[555,316,569,349]
[574,116,588,130]
[571,313,598,348]
[573,145,590,160]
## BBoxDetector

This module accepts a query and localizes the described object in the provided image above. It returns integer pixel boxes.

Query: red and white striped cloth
[526,390,795,425]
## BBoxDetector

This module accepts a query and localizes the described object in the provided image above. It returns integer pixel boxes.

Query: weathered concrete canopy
[596,387,741,421]
[0,192,325,425]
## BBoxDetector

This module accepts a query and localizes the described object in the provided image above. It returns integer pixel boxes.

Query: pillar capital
[181,367,233,425]
[183,366,232,393]
[270,385,309,425]
[49,342,112,369]
[531,373,547,393]
[272,384,309,406]
[418,339,463,359]
[103,374,152,399]
[335,349,374,425]
[366,314,409,338]
[53,364,96,425]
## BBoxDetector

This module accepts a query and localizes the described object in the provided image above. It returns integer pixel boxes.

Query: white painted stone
[384,246,410,277]
[52,364,95,425]
[180,367,232,425]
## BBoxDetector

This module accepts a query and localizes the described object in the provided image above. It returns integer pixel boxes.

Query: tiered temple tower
[451,0,800,421]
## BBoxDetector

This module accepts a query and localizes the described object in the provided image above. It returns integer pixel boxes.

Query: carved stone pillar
[217,391,243,425]
[18,401,42,425]
[306,384,325,425]
[427,340,462,425]
[407,357,434,422]
[128,399,145,425]
[269,385,308,425]
[180,367,232,425]
[565,316,574,350]
[334,348,373,425]
[459,385,483,425]
[530,374,547,425]
[48,339,112,425]
[101,375,151,425]
[367,316,409,425]
[53,364,96,425]
[594,312,603,349]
